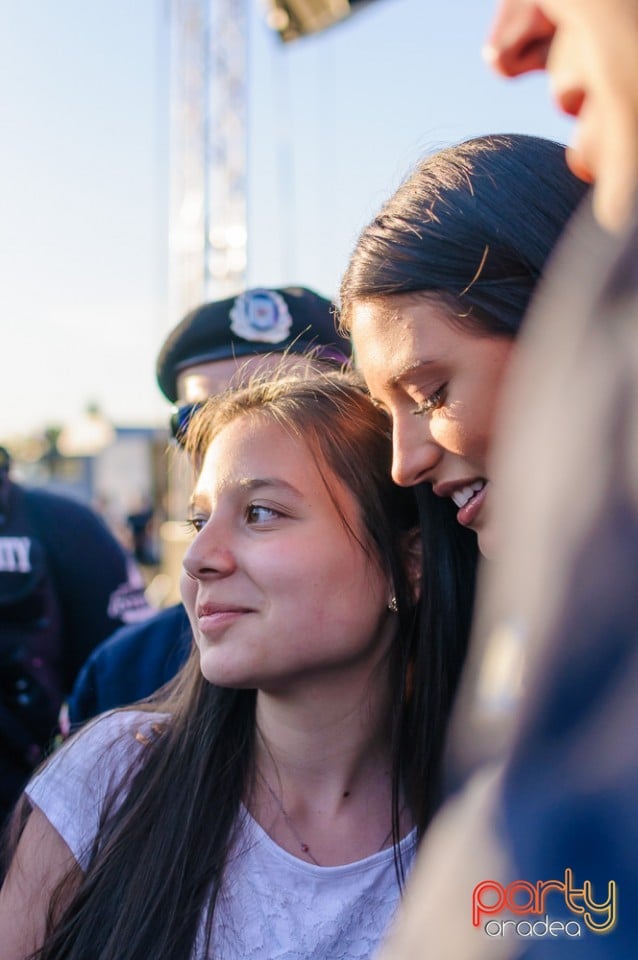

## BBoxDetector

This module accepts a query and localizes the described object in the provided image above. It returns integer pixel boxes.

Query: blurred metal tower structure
[168,0,249,321]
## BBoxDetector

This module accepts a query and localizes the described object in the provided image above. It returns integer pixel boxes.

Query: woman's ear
[402,527,422,603]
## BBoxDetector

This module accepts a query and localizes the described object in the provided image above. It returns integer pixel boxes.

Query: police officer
[0,446,149,829]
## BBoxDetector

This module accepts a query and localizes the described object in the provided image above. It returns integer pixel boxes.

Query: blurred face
[485,0,638,232]
[350,296,514,557]
[173,354,328,446]
[176,354,290,405]
[181,414,396,692]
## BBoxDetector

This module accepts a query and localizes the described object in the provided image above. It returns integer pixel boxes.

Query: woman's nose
[182,521,237,580]
[391,416,442,488]
[484,0,556,78]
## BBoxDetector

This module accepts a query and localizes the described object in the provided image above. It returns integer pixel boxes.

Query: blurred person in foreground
[0,446,149,833]
[373,1,638,957]
[66,286,351,725]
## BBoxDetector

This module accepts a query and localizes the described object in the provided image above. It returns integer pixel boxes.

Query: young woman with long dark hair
[339,133,589,558]
[0,371,429,960]
[337,136,589,826]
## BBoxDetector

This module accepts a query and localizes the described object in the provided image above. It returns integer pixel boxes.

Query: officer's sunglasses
[169,402,205,446]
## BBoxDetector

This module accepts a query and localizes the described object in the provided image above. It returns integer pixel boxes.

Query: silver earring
[388,596,398,613]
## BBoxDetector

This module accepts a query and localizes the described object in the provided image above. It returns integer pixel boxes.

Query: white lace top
[26,710,417,959]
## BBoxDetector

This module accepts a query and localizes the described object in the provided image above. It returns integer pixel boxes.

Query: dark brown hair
[18,370,430,960]
[339,133,588,337]
[338,134,587,812]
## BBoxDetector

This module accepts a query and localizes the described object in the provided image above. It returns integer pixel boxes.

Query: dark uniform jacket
[67,604,192,724]
[0,475,150,827]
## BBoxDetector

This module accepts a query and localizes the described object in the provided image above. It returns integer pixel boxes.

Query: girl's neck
[253,678,392,807]
[249,701,411,866]
[245,663,413,867]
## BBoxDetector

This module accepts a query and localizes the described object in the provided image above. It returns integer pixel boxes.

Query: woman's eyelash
[182,505,283,533]
[246,504,281,523]
[412,386,446,417]
[183,517,206,534]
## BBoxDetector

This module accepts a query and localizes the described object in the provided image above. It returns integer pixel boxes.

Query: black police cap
[156,286,351,402]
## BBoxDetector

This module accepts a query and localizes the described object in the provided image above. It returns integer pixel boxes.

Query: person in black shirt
[0,446,149,829]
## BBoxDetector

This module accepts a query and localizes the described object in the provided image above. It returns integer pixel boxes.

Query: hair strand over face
[339,133,589,339]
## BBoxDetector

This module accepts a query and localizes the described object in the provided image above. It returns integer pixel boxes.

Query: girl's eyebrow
[237,477,304,500]
[189,477,304,511]
[388,359,434,389]
[189,491,210,512]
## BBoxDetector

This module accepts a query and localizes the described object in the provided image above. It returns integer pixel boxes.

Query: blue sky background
[0,0,571,438]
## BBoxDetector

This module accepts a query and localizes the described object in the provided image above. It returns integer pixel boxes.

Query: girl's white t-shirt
[26,710,417,960]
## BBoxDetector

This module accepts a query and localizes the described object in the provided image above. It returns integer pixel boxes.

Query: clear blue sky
[0,0,571,439]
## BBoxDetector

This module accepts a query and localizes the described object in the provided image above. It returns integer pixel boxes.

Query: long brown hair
[337,135,588,808]
[18,370,424,960]
[339,134,587,337]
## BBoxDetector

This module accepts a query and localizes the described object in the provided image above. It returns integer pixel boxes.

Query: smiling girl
[339,134,588,557]
[0,372,426,960]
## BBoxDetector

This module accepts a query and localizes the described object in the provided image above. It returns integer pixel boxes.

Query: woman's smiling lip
[553,85,585,119]
[455,483,487,528]
[197,601,252,617]
[552,87,596,183]
[196,602,253,634]
[432,477,487,529]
